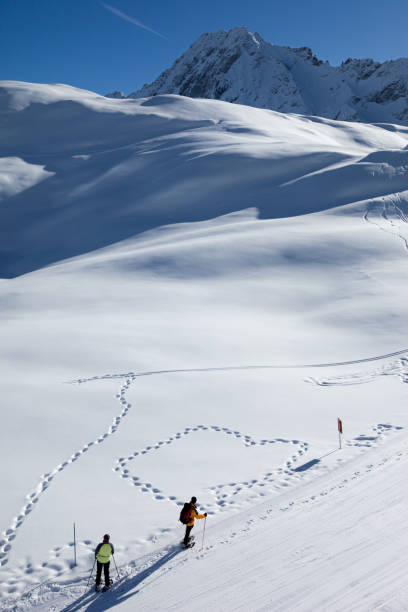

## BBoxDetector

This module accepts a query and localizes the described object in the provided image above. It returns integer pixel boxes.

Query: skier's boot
[184,536,195,548]
[95,584,100,592]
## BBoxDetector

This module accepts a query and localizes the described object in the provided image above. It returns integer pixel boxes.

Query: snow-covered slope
[2,203,408,611]
[24,428,408,611]
[1,80,408,277]
[1,82,408,610]
[129,27,408,125]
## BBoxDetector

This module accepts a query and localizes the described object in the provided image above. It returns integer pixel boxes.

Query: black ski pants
[96,560,110,586]
[184,524,194,545]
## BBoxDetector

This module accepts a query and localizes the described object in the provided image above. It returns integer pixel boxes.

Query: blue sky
[1,0,407,95]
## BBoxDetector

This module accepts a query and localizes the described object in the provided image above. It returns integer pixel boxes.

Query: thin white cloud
[101,2,167,40]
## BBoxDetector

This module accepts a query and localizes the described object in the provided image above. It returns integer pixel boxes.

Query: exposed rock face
[127,27,408,125]
[105,90,126,99]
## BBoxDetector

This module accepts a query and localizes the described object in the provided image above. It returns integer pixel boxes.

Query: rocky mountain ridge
[120,27,408,125]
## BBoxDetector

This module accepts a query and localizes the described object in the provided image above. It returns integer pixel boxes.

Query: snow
[0,158,53,201]
[1,81,408,610]
[130,27,408,126]
[118,434,408,612]
[2,80,408,278]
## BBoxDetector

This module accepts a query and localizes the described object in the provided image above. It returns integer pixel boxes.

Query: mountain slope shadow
[61,547,183,612]
[3,92,408,277]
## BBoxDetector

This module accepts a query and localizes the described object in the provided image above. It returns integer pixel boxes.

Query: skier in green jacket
[94,534,114,591]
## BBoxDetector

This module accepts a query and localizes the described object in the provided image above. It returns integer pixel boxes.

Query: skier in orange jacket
[182,496,206,546]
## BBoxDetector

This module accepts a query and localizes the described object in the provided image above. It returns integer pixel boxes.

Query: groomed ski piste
[1,81,408,610]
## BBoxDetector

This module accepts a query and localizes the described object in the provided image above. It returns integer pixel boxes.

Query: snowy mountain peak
[128,27,408,125]
[192,26,263,50]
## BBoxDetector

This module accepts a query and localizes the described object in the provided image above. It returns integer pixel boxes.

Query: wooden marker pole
[73,522,77,567]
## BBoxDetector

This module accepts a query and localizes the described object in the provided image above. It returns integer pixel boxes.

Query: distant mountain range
[108,27,408,125]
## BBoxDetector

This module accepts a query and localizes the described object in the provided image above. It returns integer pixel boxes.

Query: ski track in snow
[3,433,408,612]
[363,194,408,252]
[1,350,408,593]
[306,355,408,387]
[303,198,408,389]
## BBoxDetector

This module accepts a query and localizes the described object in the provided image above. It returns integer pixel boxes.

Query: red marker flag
[338,418,343,449]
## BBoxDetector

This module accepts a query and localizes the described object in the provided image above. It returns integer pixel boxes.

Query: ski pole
[201,516,207,550]
[112,555,120,580]
[85,558,96,592]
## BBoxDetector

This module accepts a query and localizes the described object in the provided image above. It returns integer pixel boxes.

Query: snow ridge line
[0,378,134,570]
[68,348,408,386]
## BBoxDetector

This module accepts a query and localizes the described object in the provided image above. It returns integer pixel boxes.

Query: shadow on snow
[61,547,183,612]
[293,449,339,472]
